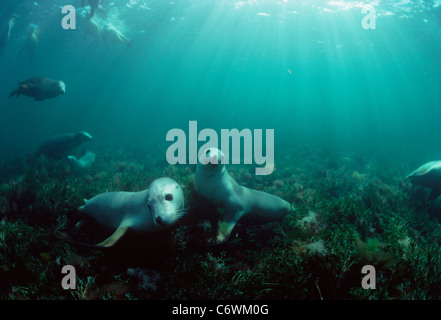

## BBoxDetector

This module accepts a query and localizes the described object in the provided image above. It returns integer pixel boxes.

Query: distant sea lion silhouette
[9,77,65,101]
[20,24,39,62]
[195,147,292,245]
[7,18,15,43]
[408,161,441,200]
[75,177,186,248]
[35,131,92,159]
[81,0,104,18]
[0,18,15,53]
[68,151,96,170]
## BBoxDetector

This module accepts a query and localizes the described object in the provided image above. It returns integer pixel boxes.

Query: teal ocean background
[1,0,440,165]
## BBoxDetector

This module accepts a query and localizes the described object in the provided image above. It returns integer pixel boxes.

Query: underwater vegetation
[1,144,441,300]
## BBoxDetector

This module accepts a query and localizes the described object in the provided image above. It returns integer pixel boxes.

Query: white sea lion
[195,147,292,245]
[68,151,96,170]
[76,177,186,248]
[408,160,441,200]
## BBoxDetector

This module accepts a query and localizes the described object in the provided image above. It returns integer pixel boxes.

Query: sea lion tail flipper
[62,233,97,248]
[68,222,130,249]
[429,188,441,201]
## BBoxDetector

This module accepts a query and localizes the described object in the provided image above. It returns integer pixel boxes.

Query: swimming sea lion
[195,147,292,245]
[9,77,65,101]
[68,151,96,170]
[0,18,15,53]
[21,24,39,62]
[408,160,441,200]
[7,18,15,42]
[76,177,186,248]
[35,131,92,159]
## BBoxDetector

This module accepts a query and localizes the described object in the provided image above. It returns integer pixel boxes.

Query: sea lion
[195,147,292,245]
[0,18,15,53]
[76,177,186,248]
[68,151,96,170]
[9,77,65,101]
[7,18,15,42]
[21,24,39,62]
[408,160,441,200]
[35,131,92,159]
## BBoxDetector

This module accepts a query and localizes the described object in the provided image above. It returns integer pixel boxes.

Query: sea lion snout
[151,207,182,226]
[199,147,225,166]
[155,216,164,226]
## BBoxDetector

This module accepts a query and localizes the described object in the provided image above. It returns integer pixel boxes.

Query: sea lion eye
[165,193,173,201]
[206,149,210,156]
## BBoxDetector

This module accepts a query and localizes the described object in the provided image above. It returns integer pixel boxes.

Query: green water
[1,0,440,164]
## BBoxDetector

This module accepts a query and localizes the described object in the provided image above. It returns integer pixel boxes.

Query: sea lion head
[198,147,226,174]
[147,177,185,227]
[408,161,441,189]
[57,81,66,94]
[75,131,93,143]
[67,155,79,166]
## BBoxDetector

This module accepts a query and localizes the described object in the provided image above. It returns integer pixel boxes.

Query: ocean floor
[1,144,441,300]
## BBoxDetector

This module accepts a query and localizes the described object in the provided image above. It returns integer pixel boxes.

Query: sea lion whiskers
[173,208,188,220]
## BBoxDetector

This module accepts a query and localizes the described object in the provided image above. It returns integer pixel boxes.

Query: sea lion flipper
[8,90,18,99]
[95,222,130,248]
[207,220,237,246]
[68,220,130,249]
